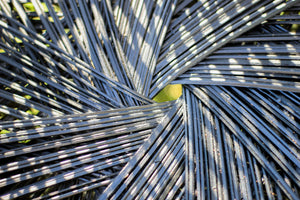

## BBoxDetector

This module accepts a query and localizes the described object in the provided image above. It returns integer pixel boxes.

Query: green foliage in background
[153,84,182,102]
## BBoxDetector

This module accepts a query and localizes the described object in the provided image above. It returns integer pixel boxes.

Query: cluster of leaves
[0,0,299,199]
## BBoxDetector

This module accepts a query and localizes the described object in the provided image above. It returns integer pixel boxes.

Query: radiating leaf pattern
[0,0,299,199]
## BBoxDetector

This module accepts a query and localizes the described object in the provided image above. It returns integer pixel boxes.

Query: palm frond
[0,0,299,199]
[175,22,300,92]
[184,85,299,199]
[0,102,172,199]
[150,0,299,98]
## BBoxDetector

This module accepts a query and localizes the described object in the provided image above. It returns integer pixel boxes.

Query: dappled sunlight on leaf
[0,0,299,199]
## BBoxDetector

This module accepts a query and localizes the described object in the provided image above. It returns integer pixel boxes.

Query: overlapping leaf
[0,0,299,199]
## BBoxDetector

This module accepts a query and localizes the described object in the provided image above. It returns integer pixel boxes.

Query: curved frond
[0,0,299,199]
